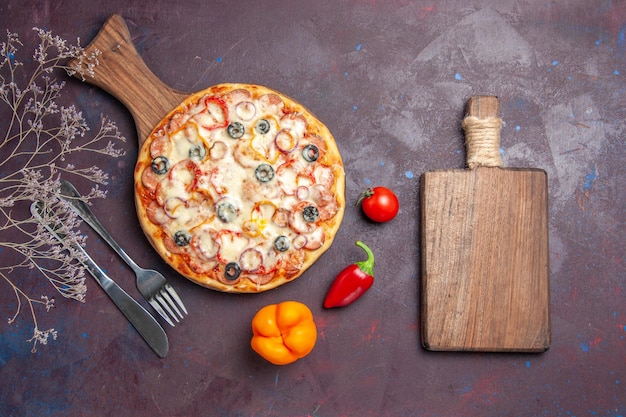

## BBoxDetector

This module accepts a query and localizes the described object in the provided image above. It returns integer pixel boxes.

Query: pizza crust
[134,83,345,293]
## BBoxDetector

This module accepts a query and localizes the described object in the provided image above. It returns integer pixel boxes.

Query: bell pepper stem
[354,241,375,277]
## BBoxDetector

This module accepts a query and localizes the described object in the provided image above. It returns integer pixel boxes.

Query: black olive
[189,144,207,160]
[227,122,245,139]
[302,205,319,222]
[151,156,170,175]
[216,201,237,223]
[173,230,191,247]
[255,164,275,183]
[274,236,290,252]
[224,262,241,280]
[255,119,271,134]
[302,144,319,162]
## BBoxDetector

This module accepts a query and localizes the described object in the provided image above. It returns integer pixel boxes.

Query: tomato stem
[354,188,374,207]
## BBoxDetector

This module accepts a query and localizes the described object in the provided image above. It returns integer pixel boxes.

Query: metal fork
[58,179,188,326]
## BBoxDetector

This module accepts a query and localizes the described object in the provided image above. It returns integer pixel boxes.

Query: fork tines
[150,284,188,327]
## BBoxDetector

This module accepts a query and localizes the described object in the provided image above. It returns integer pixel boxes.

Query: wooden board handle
[69,14,188,144]
[461,96,503,169]
[465,95,499,119]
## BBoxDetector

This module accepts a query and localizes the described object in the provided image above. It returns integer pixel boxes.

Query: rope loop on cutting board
[462,116,503,169]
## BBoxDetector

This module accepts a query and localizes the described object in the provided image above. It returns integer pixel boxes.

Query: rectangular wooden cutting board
[420,96,550,352]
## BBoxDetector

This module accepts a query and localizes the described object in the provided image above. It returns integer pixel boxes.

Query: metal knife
[31,201,169,358]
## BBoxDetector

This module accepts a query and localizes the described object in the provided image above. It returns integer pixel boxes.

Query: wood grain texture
[420,96,550,352]
[421,167,550,351]
[466,95,499,120]
[69,14,187,144]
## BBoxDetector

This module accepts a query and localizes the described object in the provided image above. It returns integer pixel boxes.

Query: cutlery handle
[78,249,170,358]
[59,180,141,273]
[31,202,169,358]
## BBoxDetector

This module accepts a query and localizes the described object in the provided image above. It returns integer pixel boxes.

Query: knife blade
[31,201,169,358]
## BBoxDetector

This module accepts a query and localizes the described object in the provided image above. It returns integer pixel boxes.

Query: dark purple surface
[1,1,625,416]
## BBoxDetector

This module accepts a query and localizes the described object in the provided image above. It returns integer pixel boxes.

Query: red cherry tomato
[356,186,399,222]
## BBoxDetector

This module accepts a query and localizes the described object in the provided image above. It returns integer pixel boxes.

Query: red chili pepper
[323,241,375,308]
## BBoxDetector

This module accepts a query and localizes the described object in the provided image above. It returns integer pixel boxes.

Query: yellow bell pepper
[251,301,317,365]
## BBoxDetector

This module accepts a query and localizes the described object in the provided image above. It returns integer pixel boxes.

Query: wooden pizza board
[69,14,188,144]
[420,96,550,352]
